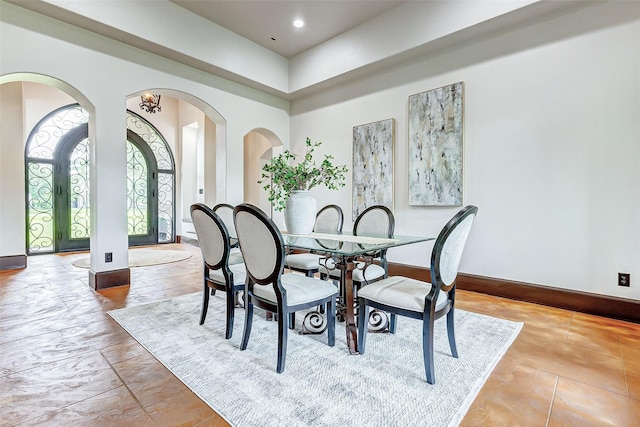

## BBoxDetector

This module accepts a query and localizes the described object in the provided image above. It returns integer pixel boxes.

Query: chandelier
[139,93,161,114]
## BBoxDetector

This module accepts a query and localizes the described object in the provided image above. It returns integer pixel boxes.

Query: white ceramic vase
[284,190,317,235]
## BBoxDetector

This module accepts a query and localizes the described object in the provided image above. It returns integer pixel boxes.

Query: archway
[243,128,283,219]
[1,73,94,265]
[24,104,177,253]
[126,90,227,241]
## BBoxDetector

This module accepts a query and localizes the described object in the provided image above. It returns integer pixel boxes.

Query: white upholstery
[235,210,278,281]
[228,248,244,265]
[357,276,449,313]
[319,260,385,283]
[356,208,392,238]
[214,205,237,239]
[253,273,338,307]
[285,253,325,270]
[314,207,342,233]
[440,215,474,286]
[191,209,224,266]
[284,205,342,272]
[209,263,246,285]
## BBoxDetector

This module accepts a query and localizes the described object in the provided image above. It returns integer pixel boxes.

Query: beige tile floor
[1,243,639,426]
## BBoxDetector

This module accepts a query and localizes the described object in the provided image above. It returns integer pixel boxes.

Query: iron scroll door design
[26,104,176,254]
[55,128,159,250]
[25,104,90,254]
[56,126,91,252]
[126,130,158,246]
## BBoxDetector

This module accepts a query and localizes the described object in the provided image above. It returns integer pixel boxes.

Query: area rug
[108,293,522,427]
[72,249,191,268]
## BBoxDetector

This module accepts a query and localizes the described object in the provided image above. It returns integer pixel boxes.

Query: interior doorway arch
[24,104,177,254]
[243,128,283,218]
[127,90,227,241]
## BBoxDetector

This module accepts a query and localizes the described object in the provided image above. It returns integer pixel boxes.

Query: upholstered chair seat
[357,205,478,384]
[285,205,343,277]
[285,253,327,272]
[208,262,246,284]
[254,273,338,307]
[234,203,338,374]
[357,276,449,313]
[191,203,246,340]
[228,248,244,265]
[319,205,395,316]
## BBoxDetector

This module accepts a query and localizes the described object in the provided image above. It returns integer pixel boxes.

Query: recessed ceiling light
[293,19,304,28]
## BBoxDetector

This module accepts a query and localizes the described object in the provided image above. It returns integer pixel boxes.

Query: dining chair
[319,205,395,294]
[233,203,338,373]
[190,203,246,339]
[357,205,478,384]
[285,204,344,277]
[213,203,243,265]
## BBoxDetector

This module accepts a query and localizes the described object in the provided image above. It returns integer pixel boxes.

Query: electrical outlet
[105,252,113,263]
[618,273,630,287]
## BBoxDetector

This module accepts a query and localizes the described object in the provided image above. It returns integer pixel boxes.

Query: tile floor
[1,243,639,426]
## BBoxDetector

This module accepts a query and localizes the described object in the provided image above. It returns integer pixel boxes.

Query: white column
[89,97,129,280]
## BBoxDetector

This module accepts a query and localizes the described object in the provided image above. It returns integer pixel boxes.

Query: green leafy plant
[259,137,348,211]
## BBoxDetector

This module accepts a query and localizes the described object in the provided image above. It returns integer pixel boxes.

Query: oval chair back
[233,204,285,291]
[233,203,338,374]
[191,203,231,271]
[353,205,395,276]
[314,204,344,234]
[431,205,478,293]
[190,203,246,339]
[213,203,238,246]
[356,205,478,384]
[353,205,394,238]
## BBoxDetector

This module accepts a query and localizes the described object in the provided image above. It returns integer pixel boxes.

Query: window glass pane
[158,172,174,242]
[69,138,90,240]
[126,111,174,170]
[27,162,54,252]
[127,141,148,236]
[26,105,88,159]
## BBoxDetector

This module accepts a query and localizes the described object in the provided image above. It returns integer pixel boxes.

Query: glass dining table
[282,231,434,354]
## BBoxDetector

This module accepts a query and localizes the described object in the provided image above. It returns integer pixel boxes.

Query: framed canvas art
[352,118,394,220]
[408,82,463,206]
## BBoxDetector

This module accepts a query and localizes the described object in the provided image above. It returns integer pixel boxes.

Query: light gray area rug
[108,293,522,427]
[72,249,191,268]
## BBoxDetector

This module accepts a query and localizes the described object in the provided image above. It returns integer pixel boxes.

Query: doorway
[25,104,175,254]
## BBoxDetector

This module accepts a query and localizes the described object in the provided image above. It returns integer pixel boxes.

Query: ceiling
[170,0,407,58]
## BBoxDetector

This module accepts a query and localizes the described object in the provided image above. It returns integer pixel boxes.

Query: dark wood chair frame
[233,203,337,374]
[357,205,478,384]
[190,203,244,339]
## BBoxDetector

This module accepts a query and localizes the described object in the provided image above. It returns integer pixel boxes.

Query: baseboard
[388,262,640,324]
[0,254,27,270]
[89,268,130,290]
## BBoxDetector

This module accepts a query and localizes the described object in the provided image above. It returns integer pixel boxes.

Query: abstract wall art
[408,82,463,206]
[352,118,394,220]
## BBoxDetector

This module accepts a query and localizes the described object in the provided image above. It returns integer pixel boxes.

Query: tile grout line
[545,376,560,427]
[618,330,631,398]
[99,348,158,425]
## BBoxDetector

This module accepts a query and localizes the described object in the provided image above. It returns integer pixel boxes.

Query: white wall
[0,82,25,256]
[290,2,640,300]
[243,131,274,213]
[0,4,289,272]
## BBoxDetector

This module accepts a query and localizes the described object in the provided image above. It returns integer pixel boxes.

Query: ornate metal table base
[300,308,328,334]
[367,309,390,333]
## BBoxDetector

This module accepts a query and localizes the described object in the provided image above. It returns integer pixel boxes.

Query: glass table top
[282,231,434,256]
